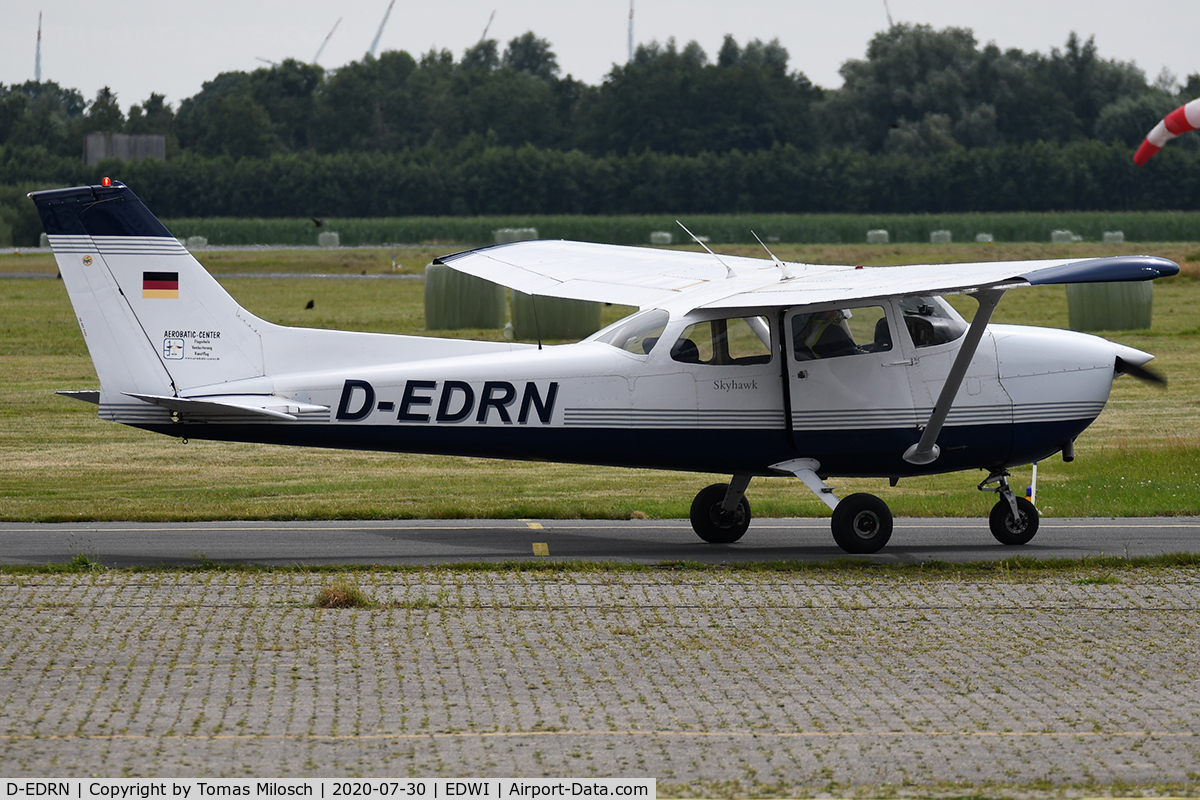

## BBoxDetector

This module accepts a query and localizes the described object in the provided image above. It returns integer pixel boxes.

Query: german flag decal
[143,271,179,299]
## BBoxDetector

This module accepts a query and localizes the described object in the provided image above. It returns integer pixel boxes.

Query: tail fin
[30,182,267,402]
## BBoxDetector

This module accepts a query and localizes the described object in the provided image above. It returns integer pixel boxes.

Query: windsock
[1133,97,1200,164]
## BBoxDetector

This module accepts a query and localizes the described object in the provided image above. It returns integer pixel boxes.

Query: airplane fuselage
[121,310,1129,481]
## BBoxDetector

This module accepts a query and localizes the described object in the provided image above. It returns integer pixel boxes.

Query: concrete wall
[84,133,167,165]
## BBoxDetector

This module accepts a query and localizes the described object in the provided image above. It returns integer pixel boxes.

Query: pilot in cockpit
[793,309,859,360]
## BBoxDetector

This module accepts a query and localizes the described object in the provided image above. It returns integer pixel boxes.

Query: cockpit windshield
[588,309,670,355]
[898,296,968,347]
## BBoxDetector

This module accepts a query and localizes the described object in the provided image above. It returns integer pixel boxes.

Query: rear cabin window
[671,316,772,365]
[590,309,669,355]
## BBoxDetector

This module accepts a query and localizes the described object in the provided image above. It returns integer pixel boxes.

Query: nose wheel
[989,496,1039,544]
[981,471,1040,545]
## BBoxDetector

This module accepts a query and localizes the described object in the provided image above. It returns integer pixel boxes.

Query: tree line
[2,24,1199,225]
[5,139,1197,219]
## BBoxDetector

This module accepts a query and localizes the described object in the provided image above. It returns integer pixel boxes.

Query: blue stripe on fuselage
[133,418,1095,478]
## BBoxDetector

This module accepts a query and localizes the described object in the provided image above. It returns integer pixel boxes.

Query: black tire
[831,493,893,554]
[989,496,1039,545]
[689,483,751,544]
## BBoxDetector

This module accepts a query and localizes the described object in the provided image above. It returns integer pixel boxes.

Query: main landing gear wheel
[690,483,751,544]
[831,493,893,554]
[989,496,1039,545]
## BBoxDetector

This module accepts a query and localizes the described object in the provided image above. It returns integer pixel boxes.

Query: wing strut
[903,288,1005,466]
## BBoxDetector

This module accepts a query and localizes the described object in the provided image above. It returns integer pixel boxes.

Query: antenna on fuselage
[751,230,795,279]
[531,294,543,350]
[676,220,735,279]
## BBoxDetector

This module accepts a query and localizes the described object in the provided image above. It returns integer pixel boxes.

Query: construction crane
[314,16,342,64]
[368,0,396,58]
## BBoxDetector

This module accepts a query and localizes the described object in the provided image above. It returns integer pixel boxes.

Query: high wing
[437,240,783,307]
[436,240,1179,311]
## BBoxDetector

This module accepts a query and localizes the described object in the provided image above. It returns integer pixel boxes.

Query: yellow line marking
[525,522,544,530]
[532,543,549,556]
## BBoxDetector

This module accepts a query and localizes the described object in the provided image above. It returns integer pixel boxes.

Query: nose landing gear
[980,471,1040,545]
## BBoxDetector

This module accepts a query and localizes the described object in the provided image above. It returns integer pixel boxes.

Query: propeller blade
[1116,356,1167,386]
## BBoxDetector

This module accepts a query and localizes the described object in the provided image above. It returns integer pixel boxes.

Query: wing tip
[1022,255,1180,286]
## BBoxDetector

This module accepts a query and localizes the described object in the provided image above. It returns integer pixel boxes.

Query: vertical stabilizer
[30,182,267,404]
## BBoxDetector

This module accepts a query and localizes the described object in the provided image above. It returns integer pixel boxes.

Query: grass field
[1,242,1198,522]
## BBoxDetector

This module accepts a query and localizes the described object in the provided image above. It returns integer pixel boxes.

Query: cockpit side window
[791,305,891,361]
[671,316,772,366]
[589,309,670,355]
[899,296,968,347]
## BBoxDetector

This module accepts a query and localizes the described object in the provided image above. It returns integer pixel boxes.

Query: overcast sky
[1,0,1196,111]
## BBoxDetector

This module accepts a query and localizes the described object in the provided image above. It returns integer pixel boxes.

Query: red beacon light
[100,177,113,187]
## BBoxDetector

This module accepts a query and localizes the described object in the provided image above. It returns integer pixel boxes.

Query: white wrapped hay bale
[424,263,507,330]
[512,291,603,340]
[493,228,539,244]
[1067,282,1153,332]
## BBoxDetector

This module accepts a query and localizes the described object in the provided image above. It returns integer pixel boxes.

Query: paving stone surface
[0,569,1197,795]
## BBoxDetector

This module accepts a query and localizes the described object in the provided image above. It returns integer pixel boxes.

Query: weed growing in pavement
[313,578,379,609]
[61,553,103,572]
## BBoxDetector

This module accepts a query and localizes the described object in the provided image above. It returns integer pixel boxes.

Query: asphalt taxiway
[1,516,1196,567]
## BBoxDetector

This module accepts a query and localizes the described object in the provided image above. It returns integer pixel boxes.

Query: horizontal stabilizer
[56,390,100,405]
[124,393,329,421]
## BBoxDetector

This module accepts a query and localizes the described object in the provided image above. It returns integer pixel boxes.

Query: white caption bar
[2,781,655,800]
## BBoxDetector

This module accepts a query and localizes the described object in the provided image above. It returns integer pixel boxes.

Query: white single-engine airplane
[32,181,1178,553]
